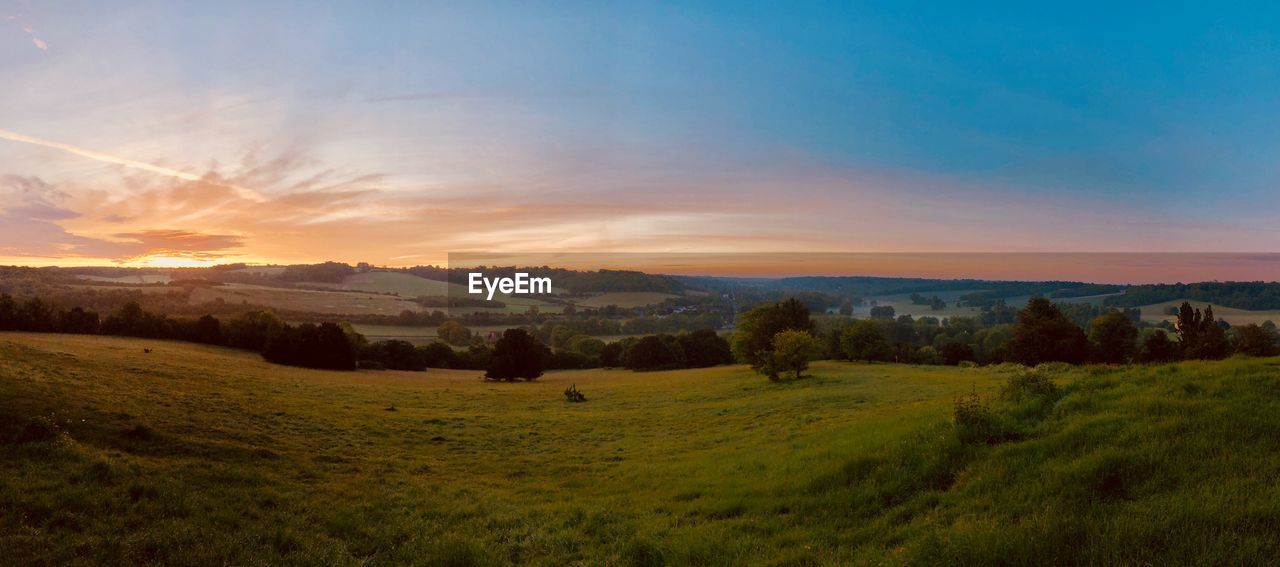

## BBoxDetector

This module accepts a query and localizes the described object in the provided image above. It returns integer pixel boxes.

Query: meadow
[3,333,1280,564]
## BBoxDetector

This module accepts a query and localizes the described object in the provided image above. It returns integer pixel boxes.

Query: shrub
[15,413,74,447]
[1001,368,1061,403]
[953,389,995,444]
[564,384,586,403]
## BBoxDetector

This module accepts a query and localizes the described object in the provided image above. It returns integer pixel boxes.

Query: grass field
[3,333,1280,564]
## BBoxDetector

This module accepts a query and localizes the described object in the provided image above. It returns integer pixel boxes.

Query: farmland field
[1137,299,1280,326]
[188,283,423,315]
[4,333,1280,564]
[74,274,172,285]
[573,292,678,309]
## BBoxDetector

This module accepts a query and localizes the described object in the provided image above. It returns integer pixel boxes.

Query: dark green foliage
[674,329,732,368]
[225,310,285,351]
[730,298,812,379]
[599,342,623,367]
[1176,302,1231,360]
[1088,311,1139,363]
[485,329,548,381]
[868,305,896,319]
[840,320,892,362]
[770,330,824,380]
[262,323,357,370]
[418,341,459,368]
[939,341,975,366]
[1006,298,1089,365]
[1138,330,1180,363]
[361,340,427,371]
[1106,281,1280,310]
[1232,324,1280,357]
[56,307,100,334]
[191,315,224,345]
[622,335,684,371]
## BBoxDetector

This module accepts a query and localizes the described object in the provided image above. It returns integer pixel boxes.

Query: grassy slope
[2,333,1279,564]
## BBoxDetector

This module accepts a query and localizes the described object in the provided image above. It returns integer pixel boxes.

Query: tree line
[728,297,1280,381]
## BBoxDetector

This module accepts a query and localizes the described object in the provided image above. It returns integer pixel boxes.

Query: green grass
[3,333,1280,564]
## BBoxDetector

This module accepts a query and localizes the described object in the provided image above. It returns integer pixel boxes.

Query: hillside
[3,333,1280,564]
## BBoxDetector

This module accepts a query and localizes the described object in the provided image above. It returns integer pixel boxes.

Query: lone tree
[771,330,824,380]
[731,298,812,379]
[485,328,549,381]
[1006,297,1089,365]
[1088,311,1139,364]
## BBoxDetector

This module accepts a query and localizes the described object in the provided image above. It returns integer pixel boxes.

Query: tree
[1006,298,1089,365]
[438,319,472,346]
[939,341,976,366]
[838,299,854,316]
[366,339,426,370]
[731,299,812,379]
[566,335,606,357]
[192,315,224,345]
[1139,329,1180,363]
[1178,302,1230,360]
[840,320,891,362]
[262,322,356,370]
[771,330,824,380]
[1088,311,1138,364]
[226,310,284,351]
[676,329,732,368]
[56,307,100,334]
[1232,324,1279,357]
[622,334,684,371]
[599,342,623,367]
[418,341,458,368]
[485,328,548,381]
[869,305,896,319]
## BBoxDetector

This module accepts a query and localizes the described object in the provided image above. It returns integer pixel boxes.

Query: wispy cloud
[0,128,267,202]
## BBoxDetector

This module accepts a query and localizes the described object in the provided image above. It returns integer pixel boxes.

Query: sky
[1,1,1279,275]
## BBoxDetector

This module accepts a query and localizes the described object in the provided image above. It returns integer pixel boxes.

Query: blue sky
[1,1,1277,266]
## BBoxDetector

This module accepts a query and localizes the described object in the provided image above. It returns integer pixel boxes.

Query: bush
[953,390,995,445]
[1001,368,1061,403]
[15,413,74,447]
[564,384,586,403]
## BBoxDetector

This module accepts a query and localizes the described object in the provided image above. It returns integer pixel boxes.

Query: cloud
[0,128,266,201]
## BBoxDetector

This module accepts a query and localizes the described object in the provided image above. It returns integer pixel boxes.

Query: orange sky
[3,4,1279,278]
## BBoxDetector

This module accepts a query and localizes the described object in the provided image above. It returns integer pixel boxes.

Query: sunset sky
[2,1,1279,272]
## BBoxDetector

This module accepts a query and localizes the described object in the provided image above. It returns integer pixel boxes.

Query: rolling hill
[4,333,1280,564]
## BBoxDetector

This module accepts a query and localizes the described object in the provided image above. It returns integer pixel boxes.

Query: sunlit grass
[2,332,1278,564]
